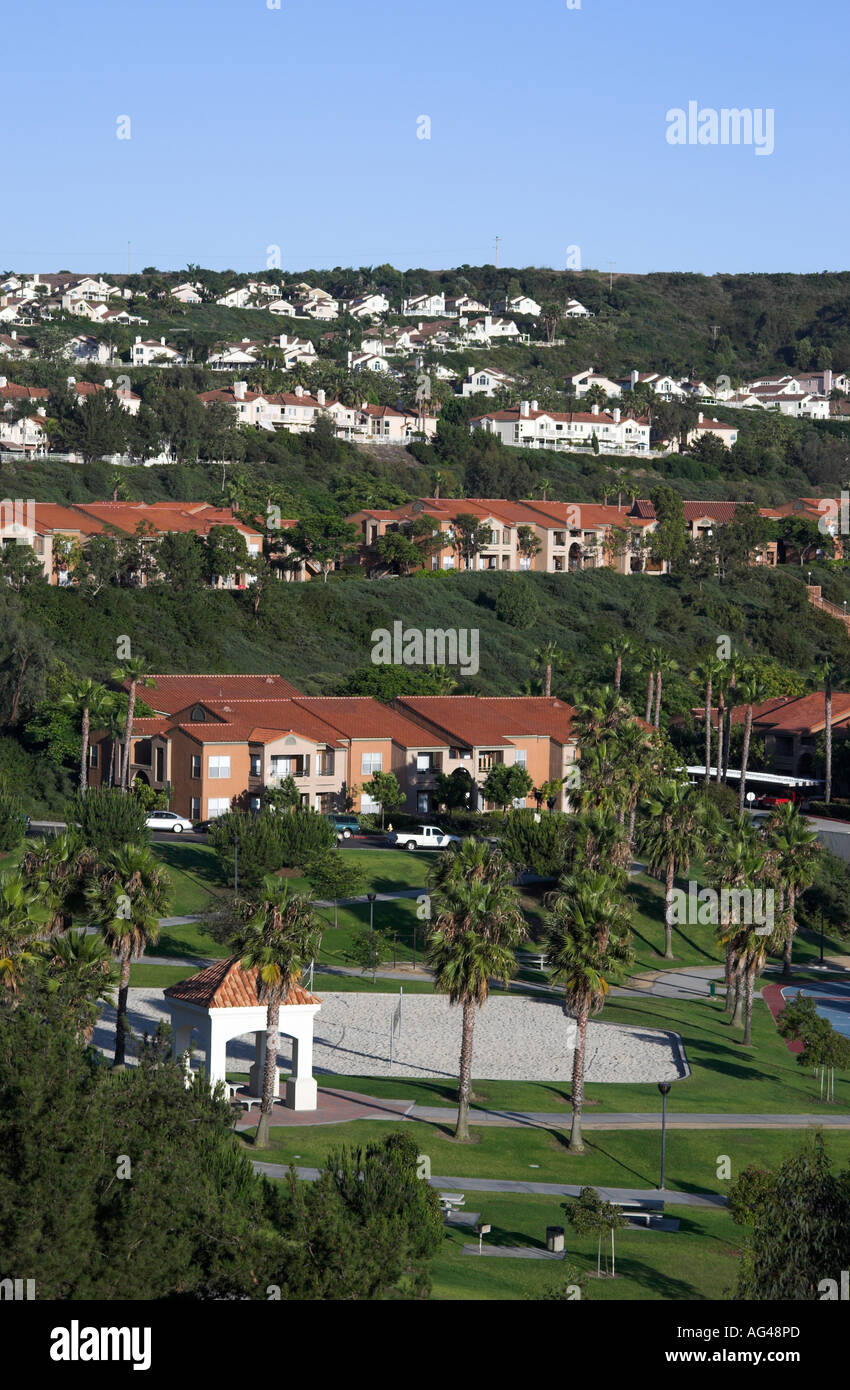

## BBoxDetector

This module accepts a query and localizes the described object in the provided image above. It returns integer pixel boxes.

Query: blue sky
[7,0,847,276]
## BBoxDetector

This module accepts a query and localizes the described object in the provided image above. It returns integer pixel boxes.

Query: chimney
[0,377,6,389]
[233,381,247,400]
[10,330,15,340]
[630,369,639,387]
[160,336,166,345]
[520,400,530,418]
[698,411,704,424]
[37,406,46,417]
[531,399,539,412]
[613,407,621,423]
[104,378,113,389]
[295,385,304,398]
[317,389,326,405]
[67,376,76,387]
[591,403,600,415]
[135,335,142,343]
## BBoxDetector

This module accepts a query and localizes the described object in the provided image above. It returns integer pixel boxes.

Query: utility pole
[608,261,615,292]
[494,235,500,268]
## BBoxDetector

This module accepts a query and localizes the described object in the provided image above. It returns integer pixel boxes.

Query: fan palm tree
[640,781,705,959]
[644,648,663,724]
[59,679,109,791]
[532,641,562,698]
[763,803,820,977]
[570,808,631,877]
[20,830,98,934]
[817,659,834,804]
[85,844,171,1068]
[426,842,526,1141]
[544,870,633,1151]
[603,636,634,693]
[231,878,323,1148]
[40,929,119,1041]
[705,817,762,1021]
[653,654,678,730]
[737,669,769,812]
[0,871,51,996]
[112,658,155,792]
[691,655,725,785]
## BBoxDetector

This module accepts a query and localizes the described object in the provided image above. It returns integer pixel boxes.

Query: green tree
[304,848,366,928]
[482,760,534,812]
[565,1186,628,1278]
[426,841,526,1139]
[763,803,820,976]
[495,576,540,628]
[0,788,27,852]
[112,657,154,792]
[59,679,109,790]
[640,781,706,959]
[231,877,323,1148]
[66,786,149,853]
[363,770,403,830]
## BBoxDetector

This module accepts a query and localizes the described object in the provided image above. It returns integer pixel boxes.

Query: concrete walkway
[248,1160,728,1208]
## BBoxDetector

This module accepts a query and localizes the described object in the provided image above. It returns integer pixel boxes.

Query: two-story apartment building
[471,401,652,453]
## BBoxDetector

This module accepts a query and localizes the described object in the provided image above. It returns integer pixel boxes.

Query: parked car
[388,824,462,852]
[145,810,194,834]
[325,813,360,839]
[756,795,793,809]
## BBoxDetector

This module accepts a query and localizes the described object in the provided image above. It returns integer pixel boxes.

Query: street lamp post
[367,891,376,935]
[658,1082,672,1190]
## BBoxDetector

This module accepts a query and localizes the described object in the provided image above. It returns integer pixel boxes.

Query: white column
[207,1016,228,1090]
[284,1014,318,1111]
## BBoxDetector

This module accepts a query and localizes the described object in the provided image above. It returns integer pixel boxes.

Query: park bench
[613,1198,664,1227]
[438,1192,466,1214]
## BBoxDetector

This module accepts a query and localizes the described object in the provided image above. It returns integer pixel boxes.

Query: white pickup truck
[389,824,462,852]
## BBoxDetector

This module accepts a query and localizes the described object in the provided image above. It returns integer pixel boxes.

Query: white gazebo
[164,956,322,1110]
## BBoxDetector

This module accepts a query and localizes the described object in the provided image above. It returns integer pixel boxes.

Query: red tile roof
[143,674,302,713]
[396,696,577,747]
[164,956,321,1009]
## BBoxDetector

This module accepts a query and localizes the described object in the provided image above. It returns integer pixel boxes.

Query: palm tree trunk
[113,954,131,1068]
[704,678,712,785]
[731,955,746,1028]
[715,695,724,785]
[627,804,637,855]
[614,656,622,692]
[738,707,753,813]
[455,998,476,1141]
[569,1003,589,1152]
[654,671,662,729]
[826,688,833,805]
[80,705,90,791]
[782,885,797,977]
[545,664,552,699]
[743,959,756,1046]
[645,672,654,725]
[122,680,137,793]
[664,855,675,959]
[254,998,280,1149]
[724,942,736,1016]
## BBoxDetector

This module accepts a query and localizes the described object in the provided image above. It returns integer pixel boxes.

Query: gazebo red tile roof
[164,956,321,1009]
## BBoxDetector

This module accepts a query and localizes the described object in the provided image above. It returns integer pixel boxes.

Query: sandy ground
[94,989,687,1084]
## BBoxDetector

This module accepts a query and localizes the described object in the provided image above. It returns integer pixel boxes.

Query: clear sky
[8,0,847,276]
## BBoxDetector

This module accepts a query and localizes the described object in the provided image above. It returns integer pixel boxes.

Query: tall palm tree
[20,830,98,934]
[721,662,738,783]
[705,817,762,1021]
[532,641,562,698]
[85,844,171,1068]
[644,648,663,724]
[111,659,155,792]
[763,804,820,977]
[59,679,109,791]
[231,878,323,1149]
[691,655,724,785]
[653,654,678,730]
[0,871,51,996]
[40,929,119,1041]
[737,669,768,813]
[544,870,633,1151]
[427,842,526,1141]
[640,781,705,959]
[604,636,634,693]
[817,660,834,805]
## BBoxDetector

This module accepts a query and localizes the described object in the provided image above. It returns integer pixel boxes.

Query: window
[361,752,382,777]
[360,793,380,814]
[90,744,99,767]
[191,798,200,820]
[250,754,262,777]
[208,797,230,817]
[191,755,201,779]
[249,797,261,811]
[208,756,231,780]
[514,750,527,767]
[417,793,429,813]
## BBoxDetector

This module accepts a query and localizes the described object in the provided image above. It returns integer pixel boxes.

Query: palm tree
[603,636,634,693]
[85,844,171,1068]
[40,929,119,1041]
[817,660,834,804]
[112,659,155,792]
[644,648,663,724]
[705,817,762,1022]
[653,654,678,729]
[231,878,323,1149]
[533,641,562,698]
[544,870,633,1151]
[763,804,820,977]
[0,871,51,996]
[640,781,705,959]
[736,669,768,812]
[59,679,109,791]
[691,655,725,785]
[20,830,98,934]
[427,842,526,1141]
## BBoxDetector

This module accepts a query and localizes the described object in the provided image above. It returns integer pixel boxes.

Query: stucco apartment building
[692,692,850,782]
[88,676,579,820]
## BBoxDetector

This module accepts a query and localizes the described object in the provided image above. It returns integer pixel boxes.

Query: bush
[65,786,149,852]
[0,788,27,852]
[495,576,540,628]
[500,809,569,877]
[276,809,335,867]
[807,800,850,821]
[210,808,336,892]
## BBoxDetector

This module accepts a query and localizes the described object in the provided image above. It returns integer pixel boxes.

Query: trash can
[546,1226,565,1253]
[709,981,716,998]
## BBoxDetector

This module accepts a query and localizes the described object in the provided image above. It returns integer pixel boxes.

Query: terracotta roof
[396,695,577,747]
[164,956,321,1009]
[296,696,442,746]
[632,500,749,525]
[0,382,49,400]
[143,674,302,713]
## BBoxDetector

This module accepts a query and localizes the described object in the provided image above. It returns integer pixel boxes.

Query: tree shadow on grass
[583,1138,655,1188]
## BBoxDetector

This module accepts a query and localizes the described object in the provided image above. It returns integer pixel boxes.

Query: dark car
[326,813,360,839]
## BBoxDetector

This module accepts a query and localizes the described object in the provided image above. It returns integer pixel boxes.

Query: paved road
[249,1161,727,1207]
[404,1105,850,1130]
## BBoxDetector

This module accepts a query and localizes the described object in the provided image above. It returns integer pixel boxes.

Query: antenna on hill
[127,241,131,275]
[494,236,500,268]
[608,261,615,292]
